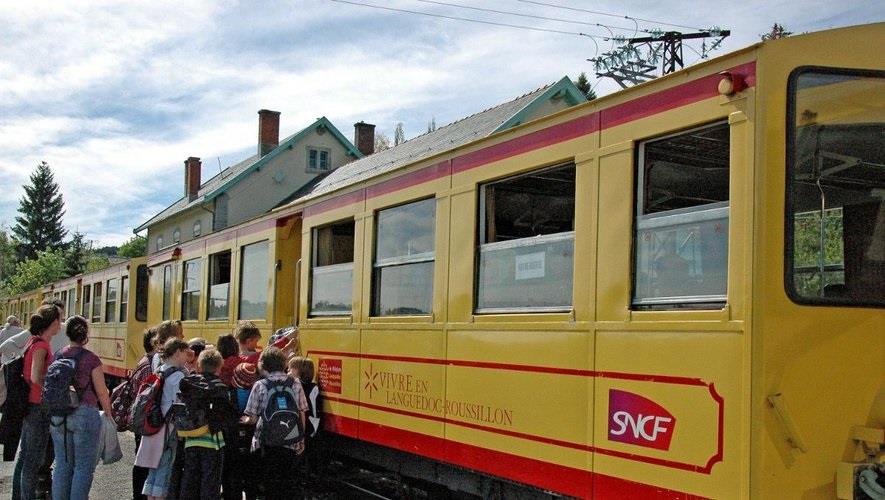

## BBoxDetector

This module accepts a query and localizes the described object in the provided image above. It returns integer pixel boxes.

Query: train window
[786,68,885,307]
[239,241,269,320]
[372,198,435,316]
[82,285,91,317]
[162,265,173,320]
[476,164,575,312]
[66,288,76,317]
[181,259,201,321]
[633,121,730,308]
[310,220,355,316]
[208,251,232,320]
[92,282,102,323]
[105,278,118,323]
[119,276,129,323]
[135,265,148,322]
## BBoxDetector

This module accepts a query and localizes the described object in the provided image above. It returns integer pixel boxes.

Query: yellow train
[3,23,882,498]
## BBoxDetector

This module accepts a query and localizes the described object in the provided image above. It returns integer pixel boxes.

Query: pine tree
[64,231,88,276]
[13,161,67,260]
[394,123,405,146]
[0,226,18,284]
[574,72,597,101]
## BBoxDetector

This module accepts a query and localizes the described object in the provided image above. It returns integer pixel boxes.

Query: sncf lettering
[609,411,673,441]
[607,389,677,451]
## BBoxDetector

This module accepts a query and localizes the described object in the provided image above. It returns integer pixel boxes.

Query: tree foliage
[2,249,67,296]
[574,72,597,101]
[118,235,147,258]
[13,161,67,260]
[64,231,88,276]
[0,227,18,285]
[761,23,792,41]
[394,123,405,146]
[374,132,391,152]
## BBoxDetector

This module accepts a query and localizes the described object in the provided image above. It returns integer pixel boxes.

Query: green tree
[394,123,405,146]
[2,248,67,295]
[118,235,147,258]
[85,252,110,273]
[0,226,18,284]
[13,161,67,260]
[761,23,792,41]
[574,72,597,101]
[64,231,88,276]
[374,132,391,152]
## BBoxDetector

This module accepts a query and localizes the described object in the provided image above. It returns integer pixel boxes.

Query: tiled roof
[300,83,556,202]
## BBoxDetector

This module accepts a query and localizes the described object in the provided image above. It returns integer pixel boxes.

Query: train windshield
[787,68,885,307]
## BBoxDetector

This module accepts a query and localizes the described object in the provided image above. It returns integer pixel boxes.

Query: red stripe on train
[325,413,708,499]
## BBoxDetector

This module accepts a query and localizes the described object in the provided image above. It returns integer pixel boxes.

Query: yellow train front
[133,24,882,499]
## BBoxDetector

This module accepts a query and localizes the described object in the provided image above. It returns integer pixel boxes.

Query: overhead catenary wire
[413,0,638,34]
[515,0,708,32]
[326,0,607,39]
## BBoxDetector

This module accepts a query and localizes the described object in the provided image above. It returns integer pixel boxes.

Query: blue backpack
[258,379,303,448]
[42,349,89,418]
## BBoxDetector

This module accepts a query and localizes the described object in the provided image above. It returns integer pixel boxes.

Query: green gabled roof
[492,76,587,133]
[201,116,362,203]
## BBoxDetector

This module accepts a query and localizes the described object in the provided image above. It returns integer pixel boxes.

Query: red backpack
[110,356,154,432]
[131,366,179,436]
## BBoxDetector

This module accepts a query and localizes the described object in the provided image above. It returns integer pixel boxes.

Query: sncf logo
[608,389,676,451]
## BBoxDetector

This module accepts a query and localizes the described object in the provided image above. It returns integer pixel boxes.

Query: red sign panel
[318,358,342,394]
[608,389,676,451]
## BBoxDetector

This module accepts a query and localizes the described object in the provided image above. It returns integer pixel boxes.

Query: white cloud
[0,0,878,246]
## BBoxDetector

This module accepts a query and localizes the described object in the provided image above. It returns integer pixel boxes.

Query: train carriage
[2,22,880,499]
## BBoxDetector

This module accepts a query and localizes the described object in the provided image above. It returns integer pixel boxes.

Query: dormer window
[308,147,331,171]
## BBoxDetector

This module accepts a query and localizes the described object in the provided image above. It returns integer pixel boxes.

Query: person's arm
[91,365,113,416]
[30,348,47,387]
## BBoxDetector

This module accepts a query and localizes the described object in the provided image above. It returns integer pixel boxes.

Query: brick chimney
[354,121,375,156]
[258,109,281,157]
[184,157,201,201]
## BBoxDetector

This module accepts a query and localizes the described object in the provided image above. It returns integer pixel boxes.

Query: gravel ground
[0,430,135,499]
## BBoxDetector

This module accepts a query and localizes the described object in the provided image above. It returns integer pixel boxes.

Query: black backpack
[258,379,303,448]
[174,374,237,438]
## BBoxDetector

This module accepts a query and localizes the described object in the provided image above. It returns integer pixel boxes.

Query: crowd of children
[121,319,321,500]
[0,301,323,500]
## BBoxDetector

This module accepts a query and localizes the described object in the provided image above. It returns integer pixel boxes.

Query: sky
[0,1,879,247]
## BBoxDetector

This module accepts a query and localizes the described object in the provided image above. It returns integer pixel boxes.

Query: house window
[633,121,730,308]
[136,265,148,322]
[372,198,435,316]
[193,220,202,238]
[308,148,331,171]
[162,265,173,320]
[239,241,269,320]
[476,164,576,312]
[92,282,103,323]
[310,220,355,316]
[156,235,164,251]
[207,251,231,320]
[786,68,884,307]
[182,258,201,321]
[119,276,129,323]
[81,285,91,318]
[173,228,181,243]
[105,278,118,323]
